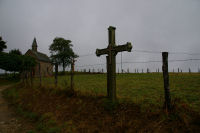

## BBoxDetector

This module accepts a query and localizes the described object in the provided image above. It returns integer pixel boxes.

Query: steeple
[32,37,38,52]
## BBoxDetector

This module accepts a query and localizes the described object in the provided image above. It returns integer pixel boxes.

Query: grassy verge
[0,73,20,86]
[2,82,200,133]
[2,84,63,133]
[32,73,200,111]
[0,79,17,86]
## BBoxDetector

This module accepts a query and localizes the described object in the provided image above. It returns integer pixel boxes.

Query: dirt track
[0,85,32,133]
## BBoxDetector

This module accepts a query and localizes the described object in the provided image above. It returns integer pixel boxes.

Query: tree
[0,52,36,74]
[8,49,23,73]
[21,55,36,72]
[49,37,78,72]
[9,49,22,55]
[0,36,7,52]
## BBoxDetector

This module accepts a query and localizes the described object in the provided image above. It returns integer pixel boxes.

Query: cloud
[0,0,200,73]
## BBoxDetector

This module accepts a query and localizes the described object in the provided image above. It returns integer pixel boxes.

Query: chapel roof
[27,49,51,63]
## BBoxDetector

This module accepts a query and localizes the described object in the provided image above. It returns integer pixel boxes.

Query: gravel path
[0,85,33,133]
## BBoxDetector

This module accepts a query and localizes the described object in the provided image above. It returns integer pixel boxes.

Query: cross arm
[96,48,108,57]
[114,42,132,53]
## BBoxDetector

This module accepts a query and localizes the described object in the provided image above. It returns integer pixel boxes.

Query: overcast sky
[0,0,200,72]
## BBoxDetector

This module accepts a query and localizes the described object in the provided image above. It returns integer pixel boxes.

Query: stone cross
[96,26,132,101]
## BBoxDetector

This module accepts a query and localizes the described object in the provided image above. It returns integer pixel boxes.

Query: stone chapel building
[25,38,53,77]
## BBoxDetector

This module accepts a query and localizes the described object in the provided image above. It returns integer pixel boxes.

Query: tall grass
[33,73,200,111]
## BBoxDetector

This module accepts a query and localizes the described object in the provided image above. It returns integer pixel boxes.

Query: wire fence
[73,49,200,73]
[78,49,200,57]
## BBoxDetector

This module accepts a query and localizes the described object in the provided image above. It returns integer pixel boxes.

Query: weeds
[102,98,119,111]
[26,130,36,133]
[2,73,200,132]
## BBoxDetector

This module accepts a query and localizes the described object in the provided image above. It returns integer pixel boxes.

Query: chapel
[25,38,53,77]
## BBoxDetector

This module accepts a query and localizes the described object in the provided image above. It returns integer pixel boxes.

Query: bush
[2,87,19,103]
[102,98,119,111]
[26,130,36,133]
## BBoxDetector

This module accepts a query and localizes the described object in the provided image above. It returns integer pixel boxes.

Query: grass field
[35,73,200,111]
[3,73,200,132]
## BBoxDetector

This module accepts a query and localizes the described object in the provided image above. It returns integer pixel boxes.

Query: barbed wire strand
[78,53,95,57]
[78,49,200,57]
[76,58,200,68]
[132,50,161,54]
[76,63,106,67]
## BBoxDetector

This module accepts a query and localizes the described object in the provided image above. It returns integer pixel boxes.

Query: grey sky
[0,0,200,72]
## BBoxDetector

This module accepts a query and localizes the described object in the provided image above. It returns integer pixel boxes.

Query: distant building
[25,38,53,77]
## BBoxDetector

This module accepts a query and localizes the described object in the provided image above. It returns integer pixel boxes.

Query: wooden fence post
[30,68,33,87]
[39,63,42,87]
[55,63,58,87]
[162,52,171,112]
[70,58,75,91]
[22,71,25,84]
[147,68,149,73]
[25,71,28,86]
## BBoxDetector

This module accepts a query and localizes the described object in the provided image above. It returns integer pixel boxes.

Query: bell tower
[32,37,38,52]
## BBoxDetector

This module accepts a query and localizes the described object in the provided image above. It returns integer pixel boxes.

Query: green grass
[0,79,16,86]
[34,73,200,111]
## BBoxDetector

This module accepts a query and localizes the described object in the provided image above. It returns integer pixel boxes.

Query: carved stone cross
[96,26,132,102]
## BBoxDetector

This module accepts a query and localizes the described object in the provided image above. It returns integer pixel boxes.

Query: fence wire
[73,49,200,73]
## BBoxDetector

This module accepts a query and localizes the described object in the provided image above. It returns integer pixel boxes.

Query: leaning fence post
[70,58,75,91]
[162,52,171,112]
[39,63,42,87]
[30,68,33,87]
[55,63,58,87]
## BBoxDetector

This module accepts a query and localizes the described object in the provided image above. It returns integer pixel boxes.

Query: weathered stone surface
[96,26,132,102]
[25,38,53,77]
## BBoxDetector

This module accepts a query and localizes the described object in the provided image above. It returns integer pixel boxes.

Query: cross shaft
[96,26,132,102]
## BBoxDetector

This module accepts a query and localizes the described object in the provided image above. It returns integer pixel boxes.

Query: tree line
[0,37,36,76]
[0,36,78,78]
